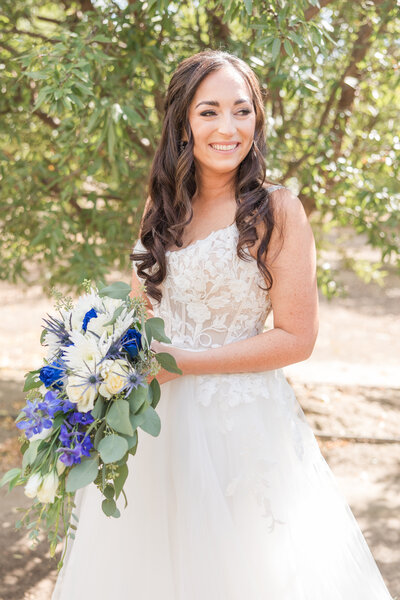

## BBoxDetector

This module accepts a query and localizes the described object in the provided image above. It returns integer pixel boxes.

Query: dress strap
[265,184,285,193]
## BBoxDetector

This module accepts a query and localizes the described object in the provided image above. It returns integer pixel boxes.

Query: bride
[51,50,393,599]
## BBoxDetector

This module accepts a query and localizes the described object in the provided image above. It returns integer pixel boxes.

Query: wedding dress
[51,185,394,599]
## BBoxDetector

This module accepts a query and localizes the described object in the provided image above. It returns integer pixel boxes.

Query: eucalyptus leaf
[139,406,161,437]
[98,281,131,300]
[91,396,105,420]
[120,429,138,450]
[129,411,146,431]
[145,317,171,344]
[65,454,99,493]
[98,434,128,464]
[149,378,161,409]
[102,498,117,516]
[128,386,148,413]
[105,399,134,436]
[155,352,182,375]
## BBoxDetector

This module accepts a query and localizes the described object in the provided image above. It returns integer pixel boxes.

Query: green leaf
[23,371,42,392]
[98,281,131,300]
[98,434,128,464]
[114,463,128,499]
[145,317,171,344]
[283,39,294,58]
[120,429,138,450]
[149,378,161,409]
[139,406,161,437]
[91,396,105,420]
[22,439,41,471]
[105,399,134,436]
[155,352,182,374]
[65,454,99,493]
[243,0,253,16]
[102,498,117,516]
[94,420,106,449]
[271,38,281,62]
[0,468,22,489]
[129,411,146,431]
[127,386,148,413]
[103,484,114,499]
[103,305,125,327]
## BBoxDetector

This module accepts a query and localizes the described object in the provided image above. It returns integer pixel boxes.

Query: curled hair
[130,49,282,303]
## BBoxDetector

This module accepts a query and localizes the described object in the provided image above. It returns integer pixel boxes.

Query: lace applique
[132,221,272,350]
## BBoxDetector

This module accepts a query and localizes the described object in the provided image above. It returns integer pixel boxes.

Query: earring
[178,140,188,153]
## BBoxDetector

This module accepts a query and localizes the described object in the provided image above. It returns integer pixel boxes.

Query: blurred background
[0,0,399,598]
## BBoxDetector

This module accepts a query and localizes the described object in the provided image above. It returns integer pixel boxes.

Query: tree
[0,0,399,296]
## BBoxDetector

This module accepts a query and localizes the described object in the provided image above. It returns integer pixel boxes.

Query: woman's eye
[200,109,251,117]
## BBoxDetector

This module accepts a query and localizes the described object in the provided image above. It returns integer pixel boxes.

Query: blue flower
[121,328,142,359]
[56,423,93,466]
[39,359,65,390]
[82,308,98,332]
[16,398,54,439]
[67,411,95,426]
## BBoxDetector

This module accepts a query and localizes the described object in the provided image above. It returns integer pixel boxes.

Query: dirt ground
[0,244,399,599]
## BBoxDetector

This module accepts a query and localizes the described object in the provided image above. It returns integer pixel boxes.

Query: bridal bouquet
[0,279,180,571]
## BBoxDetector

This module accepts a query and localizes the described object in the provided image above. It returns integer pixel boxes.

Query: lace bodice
[132,186,284,351]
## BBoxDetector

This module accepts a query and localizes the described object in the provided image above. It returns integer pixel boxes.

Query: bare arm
[153,189,319,378]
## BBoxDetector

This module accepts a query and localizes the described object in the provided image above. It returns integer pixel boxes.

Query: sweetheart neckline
[165,221,237,255]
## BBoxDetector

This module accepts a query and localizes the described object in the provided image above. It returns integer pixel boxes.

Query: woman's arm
[152,189,319,380]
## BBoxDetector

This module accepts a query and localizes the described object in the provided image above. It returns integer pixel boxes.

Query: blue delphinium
[120,328,142,359]
[16,398,53,439]
[56,421,94,466]
[82,308,98,332]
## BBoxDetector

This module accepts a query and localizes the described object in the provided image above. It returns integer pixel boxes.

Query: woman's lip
[209,143,240,154]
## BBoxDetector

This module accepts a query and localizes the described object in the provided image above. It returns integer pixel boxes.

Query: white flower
[99,359,129,399]
[66,375,98,412]
[186,302,211,324]
[36,471,59,504]
[56,458,67,476]
[63,330,104,373]
[69,291,99,332]
[24,472,44,499]
[29,425,53,442]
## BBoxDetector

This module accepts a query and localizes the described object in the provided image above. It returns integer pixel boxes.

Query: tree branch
[2,28,58,43]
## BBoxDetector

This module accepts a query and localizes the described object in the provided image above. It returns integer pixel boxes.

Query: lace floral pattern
[133,221,272,350]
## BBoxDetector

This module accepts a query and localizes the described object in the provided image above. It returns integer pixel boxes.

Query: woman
[52,50,393,599]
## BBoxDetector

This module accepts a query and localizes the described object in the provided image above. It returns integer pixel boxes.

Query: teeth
[211,143,238,151]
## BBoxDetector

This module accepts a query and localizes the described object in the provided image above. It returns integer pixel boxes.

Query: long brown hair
[130,49,281,303]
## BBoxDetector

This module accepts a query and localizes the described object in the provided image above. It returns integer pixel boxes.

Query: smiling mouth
[209,143,240,153]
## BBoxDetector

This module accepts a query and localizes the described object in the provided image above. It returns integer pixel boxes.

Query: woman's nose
[217,113,237,135]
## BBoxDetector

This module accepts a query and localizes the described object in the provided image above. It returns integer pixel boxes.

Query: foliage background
[0,0,399,296]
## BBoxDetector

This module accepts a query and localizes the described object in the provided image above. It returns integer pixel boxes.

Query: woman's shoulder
[262,182,305,222]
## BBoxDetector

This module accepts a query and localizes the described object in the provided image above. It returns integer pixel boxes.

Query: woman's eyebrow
[195,98,251,109]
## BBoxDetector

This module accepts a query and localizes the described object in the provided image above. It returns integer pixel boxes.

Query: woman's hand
[148,340,190,385]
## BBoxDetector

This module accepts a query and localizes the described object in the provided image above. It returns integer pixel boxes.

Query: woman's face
[186,65,256,177]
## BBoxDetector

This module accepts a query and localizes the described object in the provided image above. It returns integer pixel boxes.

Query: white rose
[29,425,53,442]
[99,360,129,399]
[36,471,59,504]
[24,472,44,499]
[66,376,98,412]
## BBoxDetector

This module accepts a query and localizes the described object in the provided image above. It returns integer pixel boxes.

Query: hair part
[130,49,282,303]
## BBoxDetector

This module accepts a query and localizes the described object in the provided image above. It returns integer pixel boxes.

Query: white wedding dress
[52,186,394,599]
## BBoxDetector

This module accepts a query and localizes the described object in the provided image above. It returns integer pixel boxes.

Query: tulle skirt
[51,367,393,599]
